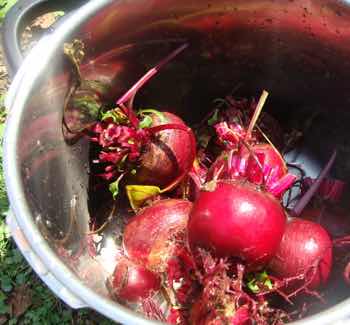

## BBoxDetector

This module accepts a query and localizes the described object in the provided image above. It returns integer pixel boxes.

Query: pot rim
[3,0,350,324]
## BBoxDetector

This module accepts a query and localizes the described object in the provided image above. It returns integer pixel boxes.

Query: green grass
[0,0,18,22]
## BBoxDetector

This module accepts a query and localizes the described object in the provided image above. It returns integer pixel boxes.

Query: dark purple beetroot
[187,179,286,270]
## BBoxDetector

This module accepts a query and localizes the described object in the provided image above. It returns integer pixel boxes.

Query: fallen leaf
[126,185,162,211]
[0,315,7,325]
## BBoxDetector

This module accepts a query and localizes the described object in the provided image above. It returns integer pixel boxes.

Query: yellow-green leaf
[126,185,162,211]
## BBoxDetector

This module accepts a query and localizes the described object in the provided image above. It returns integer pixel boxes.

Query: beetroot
[188,180,286,269]
[123,199,192,272]
[133,111,195,188]
[91,109,196,199]
[107,256,161,303]
[269,218,333,290]
[88,44,196,200]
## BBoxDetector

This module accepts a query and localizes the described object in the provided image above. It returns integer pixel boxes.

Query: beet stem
[292,150,337,217]
[246,90,269,140]
[119,102,140,128]
[116,43,188,106]
[268,173,297,197]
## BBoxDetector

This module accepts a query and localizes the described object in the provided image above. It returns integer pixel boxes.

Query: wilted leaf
[101,108,127,124]
[126,185,162,211]
[138,109,166,123]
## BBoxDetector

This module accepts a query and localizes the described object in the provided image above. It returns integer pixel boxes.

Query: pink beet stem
[292,150,337,217]
[116,43,188,106]
[268,173,297,198]
[148,123,196,192]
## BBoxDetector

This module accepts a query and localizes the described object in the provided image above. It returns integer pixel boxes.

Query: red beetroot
[187,180,286,269]
[107,256,160,303]
[89,44,195,199]
[134,112,195,188]
[269,218,333,289]
[91,110,196,193]
[123,199,193,272]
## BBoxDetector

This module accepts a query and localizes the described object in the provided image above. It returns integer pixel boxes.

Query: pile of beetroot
[64,43,350,324]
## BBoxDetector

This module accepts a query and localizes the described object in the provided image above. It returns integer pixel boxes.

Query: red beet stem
[268,173,297,197]
[148,123,196,192]
[119,102,140,128]
[292,150,337,217]
[116,43,188,106]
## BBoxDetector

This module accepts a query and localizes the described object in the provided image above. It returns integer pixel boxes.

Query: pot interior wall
[15,0,350,322]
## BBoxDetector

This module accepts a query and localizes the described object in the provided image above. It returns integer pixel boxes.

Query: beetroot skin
[188,180,286,269]
[269,218,333,289]
[123,199,193,272]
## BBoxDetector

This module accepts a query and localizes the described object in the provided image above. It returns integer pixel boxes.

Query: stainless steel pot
[3,0,350,323]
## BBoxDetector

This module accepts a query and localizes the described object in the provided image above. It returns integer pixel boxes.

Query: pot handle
[2,0,87,77]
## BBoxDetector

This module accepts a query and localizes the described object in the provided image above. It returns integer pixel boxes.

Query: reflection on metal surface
[6,0,350,324]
